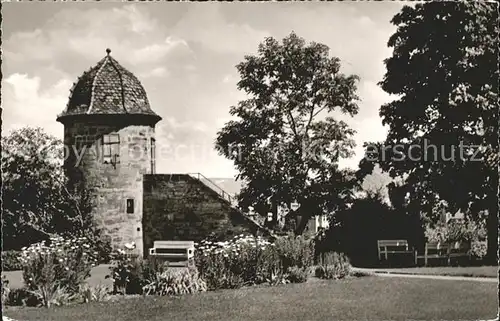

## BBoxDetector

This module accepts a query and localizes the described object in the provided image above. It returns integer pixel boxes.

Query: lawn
[3,276,497,321]
[367,265,498,278]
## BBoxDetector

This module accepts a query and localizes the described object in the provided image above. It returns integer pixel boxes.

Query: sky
[2,2,406,178]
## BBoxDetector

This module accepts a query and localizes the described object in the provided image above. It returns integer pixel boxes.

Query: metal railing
[187,173,266,226]
[187,173,236,205]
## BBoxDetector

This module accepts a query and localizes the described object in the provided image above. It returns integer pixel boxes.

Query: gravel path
[352,268,497,283]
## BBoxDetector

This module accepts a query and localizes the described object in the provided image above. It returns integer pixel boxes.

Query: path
[352,268,498,283]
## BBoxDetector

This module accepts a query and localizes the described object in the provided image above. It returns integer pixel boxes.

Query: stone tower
[57,49,162,256]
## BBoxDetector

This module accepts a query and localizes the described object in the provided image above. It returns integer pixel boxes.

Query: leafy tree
[216,32,360,234]
[2,127,108,255]
[359,2,498,263]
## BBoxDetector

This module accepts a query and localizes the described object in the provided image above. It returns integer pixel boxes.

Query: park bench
[377,240,414,265]
[148,240,195,267]
[415,242,471,266]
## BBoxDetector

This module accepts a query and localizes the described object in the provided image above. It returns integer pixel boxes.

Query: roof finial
[106,48,111,56]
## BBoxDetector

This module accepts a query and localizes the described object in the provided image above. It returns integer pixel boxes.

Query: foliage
[425,220,487,243]
[2,250,23,271]
[4,288,40,307]
[470,241,487,259]
[215,32,360,234]
[30,284,80,308]
[79,284,111,303]
[2,274,10,306]
[2,127,109,256]
[272,234,314,271]
[316,191,419,267]
[20,236,98,295]
[315,252,352,280]
[195,234,313,290]
[195,235,273,289]
[286,266,310,283]
[358,2,499,263]
[142,267,208,296]
[2,127,64,249]
[107,249,167,295]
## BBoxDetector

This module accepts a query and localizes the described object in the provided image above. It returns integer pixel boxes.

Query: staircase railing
[187,172,236,205]
[187,172,266,227]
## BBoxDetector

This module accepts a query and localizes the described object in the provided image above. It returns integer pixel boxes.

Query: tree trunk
[294,214,309,235]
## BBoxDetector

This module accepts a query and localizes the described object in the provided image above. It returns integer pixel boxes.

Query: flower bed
[195,234,314,289]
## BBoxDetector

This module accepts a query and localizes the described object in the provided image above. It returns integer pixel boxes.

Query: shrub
[470,241,487,259]
[79,284,111,303]
[195,234,313,290]
[425,220,486,244]
[315,252,351,280]
[286,266,309,283]
[2,251,23,271]
[143,267,207,296]
[273,235,314,271]
[2,274,10,306]
[107,249,167,295]
[4,288,40,307]
[20,236,99,296]
[30,284,80,308]
[196,235,282,289]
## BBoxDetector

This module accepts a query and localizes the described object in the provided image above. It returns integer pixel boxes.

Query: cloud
[3,3,404,177]
[171,4,270,55]
[128,36,192,65]
[140,67,170,79]
[3,73,72,138]
[3,4,191,74]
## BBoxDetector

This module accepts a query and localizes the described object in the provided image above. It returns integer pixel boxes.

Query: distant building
[57,49,266,257]
[279,202,329,235]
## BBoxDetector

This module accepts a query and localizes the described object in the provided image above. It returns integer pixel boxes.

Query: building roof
[57,49,161,124]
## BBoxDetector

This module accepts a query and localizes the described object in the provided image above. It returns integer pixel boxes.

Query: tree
[1,127,106,252]
[359,2,498,263]
[216,32,360,234]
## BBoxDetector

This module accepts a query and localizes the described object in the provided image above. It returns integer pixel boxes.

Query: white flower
[124,242,136,250]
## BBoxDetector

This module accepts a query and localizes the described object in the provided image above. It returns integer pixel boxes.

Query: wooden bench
[377,240,414,264]
[415,242,471,266]
[148,241,195,267]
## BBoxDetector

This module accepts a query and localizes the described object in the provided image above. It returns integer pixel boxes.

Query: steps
[187,173,268,233]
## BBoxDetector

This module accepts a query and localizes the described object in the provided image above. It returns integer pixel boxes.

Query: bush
[286,266,309,283]
[30,284,80,308]
[107,249,167,295]
[143,267,207,296]
[315,252,351,280]
[2,251,23,271]
[20,236,99,296]
[425,220,486,244]
[79,284,111,303]
[2,274,10,306]
[273,235,314,271]
[470,241,487,259]
[4,288,40,307]
[195,234,314,290]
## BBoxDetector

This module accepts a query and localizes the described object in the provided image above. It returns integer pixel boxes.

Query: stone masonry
[142,174,262,256]
[57,50,261,258]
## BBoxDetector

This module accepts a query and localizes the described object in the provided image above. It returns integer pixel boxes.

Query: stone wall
[142,174,262,256]
[63,118,156,256]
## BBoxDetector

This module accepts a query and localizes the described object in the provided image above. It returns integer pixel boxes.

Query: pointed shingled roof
[57,49,161,124]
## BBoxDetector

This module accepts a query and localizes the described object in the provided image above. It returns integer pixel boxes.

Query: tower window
[151,138,156,174]
[126,199,134,213]
[102,134,120,164]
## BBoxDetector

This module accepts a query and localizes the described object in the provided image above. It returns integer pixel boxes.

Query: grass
[368,265,498,278]
[3,276,497,321]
